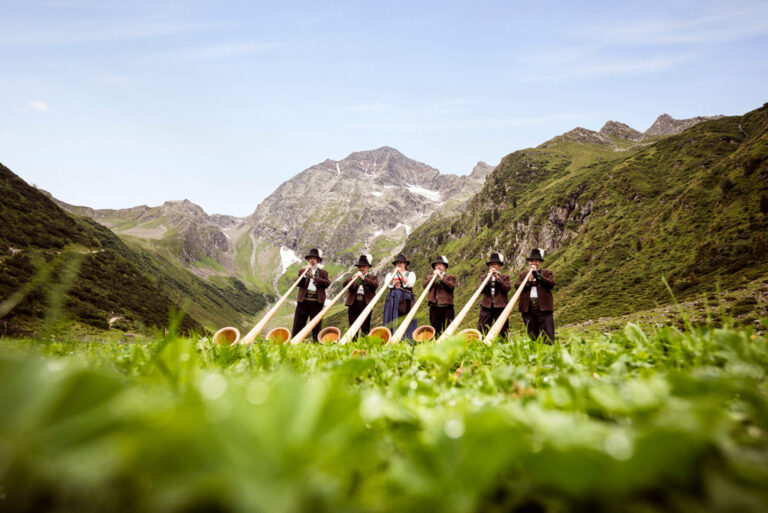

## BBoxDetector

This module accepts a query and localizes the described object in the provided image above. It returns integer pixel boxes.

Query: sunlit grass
[1,314,767,512]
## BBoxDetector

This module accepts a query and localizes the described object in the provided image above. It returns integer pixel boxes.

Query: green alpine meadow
[1,319,767,512]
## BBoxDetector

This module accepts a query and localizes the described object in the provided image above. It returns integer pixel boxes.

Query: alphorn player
[383,253,417,340]
[424,255,456,337]
[477,252,512,339]
[515,248,555,343]
[343,254,379,336]
[291,248,331,342]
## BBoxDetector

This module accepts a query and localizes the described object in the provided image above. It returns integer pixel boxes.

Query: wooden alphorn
[213,267,310,346]
[289,276,357,344]
[387,273,438,345]
[435,271,494,343]
[338,280,389,345]
[481,268,533,345]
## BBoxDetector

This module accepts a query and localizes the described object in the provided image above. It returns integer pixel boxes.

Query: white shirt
[530,270,539,298]
[385,270,415,289]
[356,273,369,295]
[307,267,318,292]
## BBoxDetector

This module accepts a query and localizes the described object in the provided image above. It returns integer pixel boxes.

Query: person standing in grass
[425,255,456,337]
[516,248,555,343]
[291,248,331,342]
[383,253,417,340]
[343,254,379,336]
[477,252,512,339]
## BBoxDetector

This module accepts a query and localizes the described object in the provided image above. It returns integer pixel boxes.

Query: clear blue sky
[2,0,767,216]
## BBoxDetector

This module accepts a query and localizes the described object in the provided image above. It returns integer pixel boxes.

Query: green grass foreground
[1,321,768,512]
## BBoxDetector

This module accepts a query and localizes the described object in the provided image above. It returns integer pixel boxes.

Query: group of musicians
[291,248,555,343]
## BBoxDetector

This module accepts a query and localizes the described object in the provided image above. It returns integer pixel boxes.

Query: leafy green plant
[2,315,767,512]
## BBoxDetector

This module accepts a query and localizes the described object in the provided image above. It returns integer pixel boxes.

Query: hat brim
[431,261,449,269]
[486,260,503,266]
[305,255,323,262]
[392,259,410,266]
[354,262,370,267]
[526,256,544,261]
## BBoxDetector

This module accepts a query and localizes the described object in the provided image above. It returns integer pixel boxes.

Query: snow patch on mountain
[406,185,441,202]
[279,246,302,274]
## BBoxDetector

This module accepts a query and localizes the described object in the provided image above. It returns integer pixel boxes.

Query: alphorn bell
[435,271,494,343]
[481,268,533,345]
[212,267,310,345]
[339,281,389,345]
[387,273,438,345]
[289,276,357,344]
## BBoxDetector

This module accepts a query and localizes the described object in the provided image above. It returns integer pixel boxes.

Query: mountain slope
[0,164,269,335]
[400,104,768,327]
[248,146,491,267]
[56,147,492,302]
[644,113,725,137]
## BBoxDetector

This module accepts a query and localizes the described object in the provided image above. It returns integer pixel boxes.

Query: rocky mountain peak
[541,127,613,147]
[644,113,725,137]
[539,111,724,150]
[329,146,439,187]
[347,146,404,160]
[158,199,210,225]
[599,121,642,141]
[249,147,491,264]
[469,161,494,181]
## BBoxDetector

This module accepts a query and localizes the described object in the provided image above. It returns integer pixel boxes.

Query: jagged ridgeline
[52,147,492,303]
[402,104,768,325]
[0,164,269,335]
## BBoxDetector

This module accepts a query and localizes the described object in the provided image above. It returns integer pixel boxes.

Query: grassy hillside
[399,103,768,330]
[2,320,767,511]
[0,163,269,335]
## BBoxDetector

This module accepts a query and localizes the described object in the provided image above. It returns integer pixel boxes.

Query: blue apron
[383,287,417,341]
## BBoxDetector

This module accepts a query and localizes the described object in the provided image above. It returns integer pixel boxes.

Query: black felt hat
[392,253,410,266]
[355,254,372,267]
[526,248,545,262]
[305,248,323,262]
[486,252,505,266]
[431,255,449,269]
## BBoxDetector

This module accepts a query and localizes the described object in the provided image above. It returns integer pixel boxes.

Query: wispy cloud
[0,18,201,45]
[344,97,481,117]
[27,100,50,112]
[521,54,689,82]
[346,112,582,132]
[431,97,480,108]
[131,41,276,64]
[574,3,768,45]
[151,41,276,61]
[345,102,391,112]
[515,1,768,83]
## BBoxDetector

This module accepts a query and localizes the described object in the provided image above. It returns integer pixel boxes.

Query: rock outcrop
[600,121,642,141]
[540,113,724,149]
[643,114,725,137]
[539,127,614,148]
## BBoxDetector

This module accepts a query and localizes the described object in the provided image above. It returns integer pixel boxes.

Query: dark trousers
[429,305,455,337]
[348,299,372,335]
[478,306,508,340]
[292,300,323,342]
[522,306,555,343]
